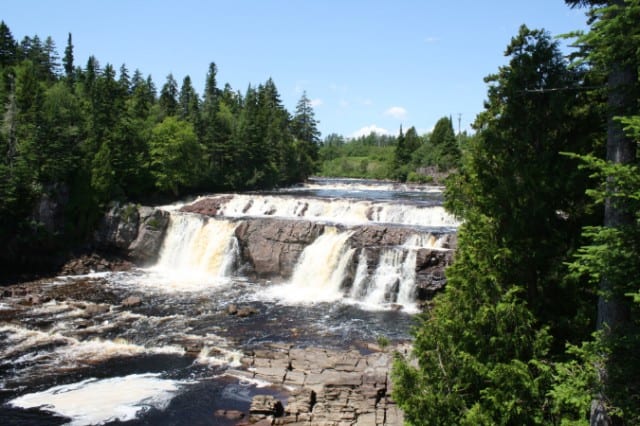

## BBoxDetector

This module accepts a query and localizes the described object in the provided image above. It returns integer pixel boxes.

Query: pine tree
[0,21,17,67]
[62,33,74,83]
[158,73,178,117]
[178,75,200,125]
[290,91,320,181]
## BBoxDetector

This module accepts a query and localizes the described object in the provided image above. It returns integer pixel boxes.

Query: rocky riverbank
[224,343,406,426]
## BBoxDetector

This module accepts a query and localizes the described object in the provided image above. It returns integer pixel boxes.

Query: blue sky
[3,1,588,138]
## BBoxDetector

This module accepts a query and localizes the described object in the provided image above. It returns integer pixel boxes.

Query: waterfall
[351,232,445,310]
[264,227,355,303]
[349,249,369,299]
[192,194,460,227]
[152,213,239,286]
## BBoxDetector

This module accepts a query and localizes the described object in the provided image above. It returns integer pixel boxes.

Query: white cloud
[384,106,407,119]
[339,99,350,108]
[360,98,373,106]
[310,98,323,107]
[351,124,391,138]
[424,36,440,44]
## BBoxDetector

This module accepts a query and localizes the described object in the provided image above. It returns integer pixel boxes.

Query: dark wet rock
[121,296,142,308]
[214,409,245,420]
[95,203,141,251]
[32,183,70,235]
[59,253,134,276]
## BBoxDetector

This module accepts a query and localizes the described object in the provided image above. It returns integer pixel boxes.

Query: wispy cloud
[424,36,440,44]
[351,124,391,138]
[339,99,350,108]
[384,106,407,120]
[310,98,323,107]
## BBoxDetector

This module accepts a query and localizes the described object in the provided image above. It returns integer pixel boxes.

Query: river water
[0,178,457,425]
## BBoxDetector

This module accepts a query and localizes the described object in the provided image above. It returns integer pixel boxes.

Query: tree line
[318,116,463,182]
[0,22,320,270]
[392,1,639,424]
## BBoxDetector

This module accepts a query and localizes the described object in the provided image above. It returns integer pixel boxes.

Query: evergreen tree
[178,75,200,125]
[158,73,178,117]
[62,33,74,83]
[560,1,640,423]
[392,125,410,181]
[290,91,320,180]
[392,25,599,424]
[430,116,460,170]
[0,21,17,68]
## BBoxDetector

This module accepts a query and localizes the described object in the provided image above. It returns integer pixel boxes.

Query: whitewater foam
[9,373,184,425]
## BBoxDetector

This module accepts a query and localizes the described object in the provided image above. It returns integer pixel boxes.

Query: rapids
[0,178,458,425]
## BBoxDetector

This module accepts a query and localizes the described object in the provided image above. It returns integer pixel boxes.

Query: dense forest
[392,1,640,425]
[318,116,465,182]
[0,22,320,271]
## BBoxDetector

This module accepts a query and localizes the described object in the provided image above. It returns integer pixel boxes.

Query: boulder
[128,207,170,263]
[95,203,140,251]
[250,394,284,422]
[234,219,324,278]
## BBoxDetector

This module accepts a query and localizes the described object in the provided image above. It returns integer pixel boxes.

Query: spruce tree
[392,25,599,425]
[62,33,74,83]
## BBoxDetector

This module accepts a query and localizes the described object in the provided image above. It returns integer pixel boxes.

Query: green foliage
[0,21,321,270]
[393,25,602,425]
[149,116,202,196]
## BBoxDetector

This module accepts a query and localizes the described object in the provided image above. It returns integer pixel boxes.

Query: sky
[2,0,590,139]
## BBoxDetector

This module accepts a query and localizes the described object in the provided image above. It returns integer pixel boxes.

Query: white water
[285,180,444,193]
[9,374,184,425]
[0,323,185,387]
[263,227,355,303]
[349,233,448,311]
[150,214,239,289]
[190,194,459,227]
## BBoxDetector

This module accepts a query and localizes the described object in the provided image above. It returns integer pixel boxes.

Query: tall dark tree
[564,1,640,423]
[393,25,599,424]
[291,91,320,180]
[0,21,17,67]
[62,33,74,83]
[158,73,178,117]
[430,116,459,170]
[178,75,200,125]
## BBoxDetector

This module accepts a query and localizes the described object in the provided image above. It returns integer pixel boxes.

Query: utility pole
[457,113,462,136]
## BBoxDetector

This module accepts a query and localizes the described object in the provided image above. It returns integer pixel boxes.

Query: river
[0,178,458,425]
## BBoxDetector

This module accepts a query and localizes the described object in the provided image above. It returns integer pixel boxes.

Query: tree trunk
[592,3,638,424]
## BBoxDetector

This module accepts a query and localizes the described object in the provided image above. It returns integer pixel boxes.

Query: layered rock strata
[229,344,406,425]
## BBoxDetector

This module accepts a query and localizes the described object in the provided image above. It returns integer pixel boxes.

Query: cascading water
[264,227,355,303]
[150,214,239,288]
[1,178,457,425]
[191,193,459,228]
